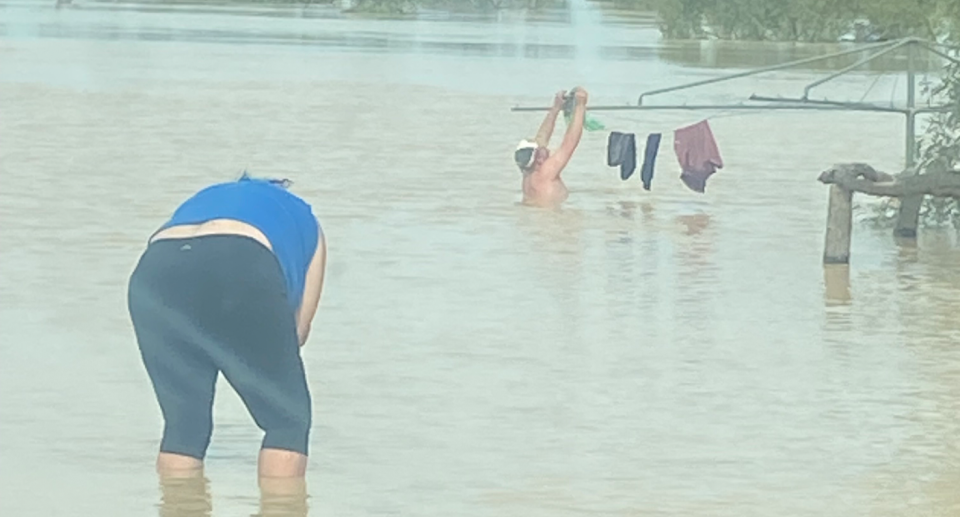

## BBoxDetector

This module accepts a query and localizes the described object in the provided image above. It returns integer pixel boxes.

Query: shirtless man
[515,87,588,207]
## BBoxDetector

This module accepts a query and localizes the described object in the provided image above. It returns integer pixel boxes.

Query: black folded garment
[607,131,637,181]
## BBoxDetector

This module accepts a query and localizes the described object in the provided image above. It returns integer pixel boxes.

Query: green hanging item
[562,87,605,132]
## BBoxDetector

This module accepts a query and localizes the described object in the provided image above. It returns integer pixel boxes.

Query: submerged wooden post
[823,185,853,264]
[818,162,960,264]
[894,195,922,237]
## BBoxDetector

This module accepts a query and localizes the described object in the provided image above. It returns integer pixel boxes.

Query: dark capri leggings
[127,234,311,460]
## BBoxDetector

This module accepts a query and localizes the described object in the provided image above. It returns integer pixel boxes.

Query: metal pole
[636,39,902,105]
[906,42,916,168]
[802,39,912,100]
[894,40,922,238]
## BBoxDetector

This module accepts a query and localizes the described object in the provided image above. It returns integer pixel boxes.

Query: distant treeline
[649,0,959,42]
[333,0,958,43]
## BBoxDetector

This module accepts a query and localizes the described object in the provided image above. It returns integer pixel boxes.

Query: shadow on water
[156,474,308,517]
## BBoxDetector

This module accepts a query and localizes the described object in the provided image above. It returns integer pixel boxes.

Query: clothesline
[597,108,771,125]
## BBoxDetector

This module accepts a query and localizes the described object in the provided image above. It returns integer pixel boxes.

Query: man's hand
[574,87,588,105]
[552,90,567,111]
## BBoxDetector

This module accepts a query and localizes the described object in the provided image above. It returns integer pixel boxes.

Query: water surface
[1,1,959,516]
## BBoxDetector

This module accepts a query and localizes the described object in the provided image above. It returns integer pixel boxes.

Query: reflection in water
[156,475,309,517]
[893,235,921,264]
[676,212,710,236]
[158,474,211,517]
[823,265,851,306]
[859,236,960,516]
[515,206,589,343]
[605,200,640,220]
[673,212,716,340]
[254,478,309,517]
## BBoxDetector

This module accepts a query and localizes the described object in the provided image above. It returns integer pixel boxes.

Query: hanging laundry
[607,131,637,181]
[639,133,661,191]
[673,120,723,193]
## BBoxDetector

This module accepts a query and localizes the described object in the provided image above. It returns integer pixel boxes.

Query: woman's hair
[238,170,293,189]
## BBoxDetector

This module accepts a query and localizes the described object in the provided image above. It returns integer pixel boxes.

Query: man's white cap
[514,139,538,169]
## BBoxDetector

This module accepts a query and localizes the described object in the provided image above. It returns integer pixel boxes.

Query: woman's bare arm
[296,229,327,347]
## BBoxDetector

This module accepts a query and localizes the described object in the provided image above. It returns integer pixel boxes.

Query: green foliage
[914,50,959,229]
[866,50,960,230]
[919,59,960,180]
[650,0,956,42]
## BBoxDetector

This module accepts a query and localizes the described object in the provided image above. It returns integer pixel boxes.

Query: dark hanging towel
[639,133,661,191]
[607,131,637,181]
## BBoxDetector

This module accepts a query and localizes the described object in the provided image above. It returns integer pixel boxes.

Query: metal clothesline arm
[512,37,956,114]
[914,105,955,114]
[635,39,903,105]
[748,94,907,111]
[802,39,914,99]
[927,41,960,50]
[918,41,960,65]
[510,103,908,113]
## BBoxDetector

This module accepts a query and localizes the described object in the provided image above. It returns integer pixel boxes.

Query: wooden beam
[823,185,853,265]
[817,163,960,198]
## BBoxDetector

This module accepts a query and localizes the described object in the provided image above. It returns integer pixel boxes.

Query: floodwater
[1,1,959,516]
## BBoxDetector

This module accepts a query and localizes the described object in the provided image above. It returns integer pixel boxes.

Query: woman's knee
[160,421,214,460]
[261,422,311,456]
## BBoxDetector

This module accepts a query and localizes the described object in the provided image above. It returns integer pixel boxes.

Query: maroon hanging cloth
[673,120,723,193]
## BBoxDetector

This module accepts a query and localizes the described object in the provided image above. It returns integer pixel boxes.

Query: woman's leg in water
[214,285,312,478]
[128,239,220,475]
[199,235,313,478]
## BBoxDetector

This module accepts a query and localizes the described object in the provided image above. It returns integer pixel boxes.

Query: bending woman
[127,174,326,479]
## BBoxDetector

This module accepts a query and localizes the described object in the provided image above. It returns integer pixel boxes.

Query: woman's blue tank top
[156,177,320,311]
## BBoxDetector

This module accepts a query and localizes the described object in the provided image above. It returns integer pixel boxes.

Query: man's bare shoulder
[534,156,568,181]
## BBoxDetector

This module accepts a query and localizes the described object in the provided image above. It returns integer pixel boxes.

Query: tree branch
[817,163,960,198]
